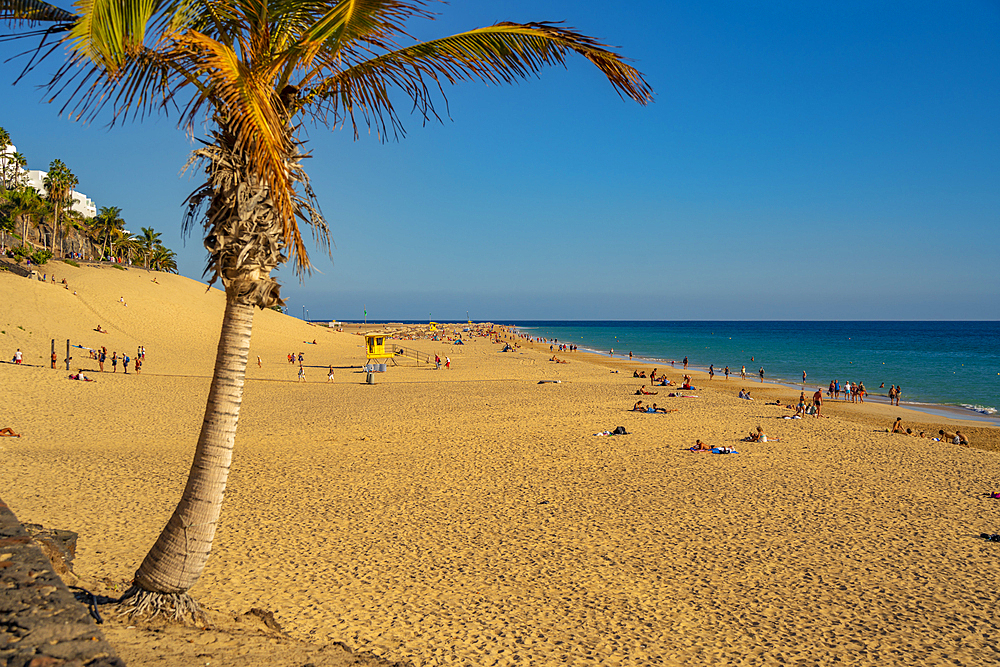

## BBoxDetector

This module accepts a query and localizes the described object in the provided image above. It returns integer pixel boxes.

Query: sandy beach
[2,263,999,666]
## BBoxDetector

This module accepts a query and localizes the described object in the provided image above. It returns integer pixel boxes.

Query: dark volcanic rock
[0,498,125,667]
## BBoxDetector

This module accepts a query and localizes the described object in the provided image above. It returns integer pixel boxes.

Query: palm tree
[91,205,125,260]
[116,230,141,264]
[1,186,45,247]
[1,151,27,191]
[42,158,77,256]
[139,226,162,268]
[3,0,651,619]
[149,245,177,273]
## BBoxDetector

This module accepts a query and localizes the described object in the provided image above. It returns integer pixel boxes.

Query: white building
[24,168,97,219]
[3,143,97,218]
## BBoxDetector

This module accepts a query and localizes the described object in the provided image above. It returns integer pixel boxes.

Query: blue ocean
[509,321,999,419]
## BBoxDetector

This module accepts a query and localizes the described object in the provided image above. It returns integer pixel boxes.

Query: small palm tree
[1,186,45,248]
[116,230,141,264]
[42,158,77,256]
[149,245,177,273]
[3,0,652,620]
[139,226,162,268]
[92,205,125,260]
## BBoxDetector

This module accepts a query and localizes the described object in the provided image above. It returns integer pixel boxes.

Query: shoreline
[513,329,1000,426]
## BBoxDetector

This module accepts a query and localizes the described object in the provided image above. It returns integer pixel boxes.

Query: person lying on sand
[0,427,20,437]
[649,403,676,414]
[634,385,657,395]
[68,373,95,382]
[689,439,712,451]
[95,325,107,333]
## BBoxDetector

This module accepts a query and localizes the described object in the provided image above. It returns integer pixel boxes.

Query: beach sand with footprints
[2,262,999,666]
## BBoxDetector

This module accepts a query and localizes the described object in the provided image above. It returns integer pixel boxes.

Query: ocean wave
[960,404,997,416]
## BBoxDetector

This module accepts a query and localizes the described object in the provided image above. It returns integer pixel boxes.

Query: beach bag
[612,426,628,435]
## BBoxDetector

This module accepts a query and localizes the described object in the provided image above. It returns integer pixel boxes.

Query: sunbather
[0,427,20,437]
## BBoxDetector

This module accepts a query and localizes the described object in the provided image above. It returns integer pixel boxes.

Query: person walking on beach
[297,365,305,382]
[51,351,57,369]
[435,354,441,370]
[709,364,715,380]
[893,385,901,406]
[683,356,688,369]
[257,355,262,368]
[98,348,106,372]
[327,365,335,383]
[813,388,823,416]
[445,356,451,369]
[759,367,765,383]
[111,352,118,372]
[724,366,730,380]
[740,365,746,380]
[802,370,807,384]
[123,354,130,374]
[14,348,22,365]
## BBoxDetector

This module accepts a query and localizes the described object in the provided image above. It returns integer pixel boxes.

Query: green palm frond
[0,0,76,26]
[298,20,652,138]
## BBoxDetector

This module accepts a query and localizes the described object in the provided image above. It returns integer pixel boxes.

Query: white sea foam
[960,404,997,416]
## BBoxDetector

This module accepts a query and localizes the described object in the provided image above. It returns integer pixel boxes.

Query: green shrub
[30,249,52,265]
[62,258,80,268]
[112,264,127,271]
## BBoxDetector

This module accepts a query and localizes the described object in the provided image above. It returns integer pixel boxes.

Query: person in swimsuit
[111,352,118,372]
[690,439,712,451]
[891,417,906,434]
[812,388,823,416]
[0,428,20,437]
[759,367,765,383]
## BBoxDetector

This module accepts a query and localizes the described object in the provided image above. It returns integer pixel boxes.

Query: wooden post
[65,339,70,371]
[51,339,55,369]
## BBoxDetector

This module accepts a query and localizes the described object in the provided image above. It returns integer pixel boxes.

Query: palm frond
[0,0,76,26]
[298,21,652,138]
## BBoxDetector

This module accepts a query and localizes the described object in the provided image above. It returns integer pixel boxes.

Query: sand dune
[2,262,999,666]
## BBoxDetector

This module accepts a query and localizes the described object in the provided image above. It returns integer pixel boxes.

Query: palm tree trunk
[128,294,254,604]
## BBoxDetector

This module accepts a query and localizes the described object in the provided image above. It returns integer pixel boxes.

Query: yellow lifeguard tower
[365,332,392,361]
[429,322,438,332]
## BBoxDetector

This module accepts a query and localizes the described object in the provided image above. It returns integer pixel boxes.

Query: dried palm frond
[182,125,328,308]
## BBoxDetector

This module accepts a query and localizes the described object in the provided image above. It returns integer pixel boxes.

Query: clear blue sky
[3,1,998,321]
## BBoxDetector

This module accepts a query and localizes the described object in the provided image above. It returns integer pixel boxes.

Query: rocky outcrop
[0,498,125,667]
